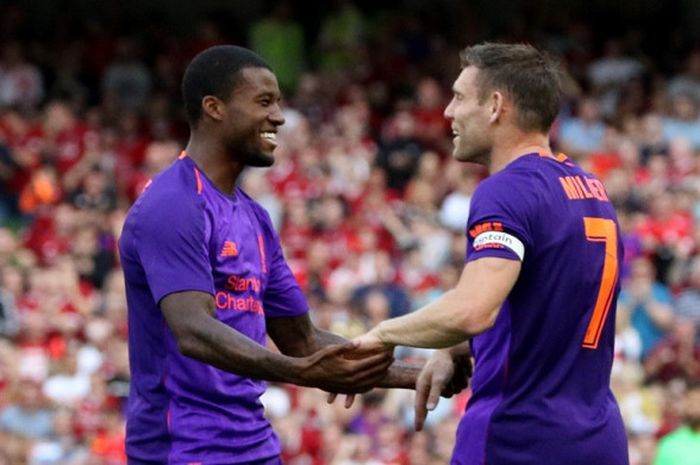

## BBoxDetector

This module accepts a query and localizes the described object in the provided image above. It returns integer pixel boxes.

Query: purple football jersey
[452,153,628,465]
[119,154,309,464]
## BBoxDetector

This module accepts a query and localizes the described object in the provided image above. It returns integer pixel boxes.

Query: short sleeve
[257,209,309,318]
[133,192,215,304]
[466,172,535,263]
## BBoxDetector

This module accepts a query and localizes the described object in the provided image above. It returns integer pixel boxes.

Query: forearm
[179,317,304,385]
[267,313,348,357]
[305,326,422,389]
[378,360,422,389]
[377,345,472,391]
[374,289,476,348]
[446,340,472,357]
[307,328,347,353]
[373,258,517,348]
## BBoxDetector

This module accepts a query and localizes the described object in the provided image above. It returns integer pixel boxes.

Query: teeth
[261,132,277,141]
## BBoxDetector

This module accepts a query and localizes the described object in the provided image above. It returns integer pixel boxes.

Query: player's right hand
[296,341,394,394]
[326,392,356,408]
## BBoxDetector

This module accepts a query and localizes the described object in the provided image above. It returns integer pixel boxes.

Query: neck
[185,132,245,194]
[488,130,551,174]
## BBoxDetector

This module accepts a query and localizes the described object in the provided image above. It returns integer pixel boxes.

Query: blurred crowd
[0,1,700,464]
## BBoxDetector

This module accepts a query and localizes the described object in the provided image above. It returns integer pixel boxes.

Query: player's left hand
[414,350,472,431]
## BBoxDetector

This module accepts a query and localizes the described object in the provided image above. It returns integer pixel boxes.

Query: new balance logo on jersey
[220,241,239,257]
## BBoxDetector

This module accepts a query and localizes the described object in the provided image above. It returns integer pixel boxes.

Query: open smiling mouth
[261,131,277,147]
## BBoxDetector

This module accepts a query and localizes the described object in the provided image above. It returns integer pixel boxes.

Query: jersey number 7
[582,217,619,349]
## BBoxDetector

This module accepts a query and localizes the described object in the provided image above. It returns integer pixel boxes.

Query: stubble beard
[454,141,489,166]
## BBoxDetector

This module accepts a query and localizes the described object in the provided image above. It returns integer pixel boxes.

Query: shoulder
[145,159,201,201]
[125,160,206,235]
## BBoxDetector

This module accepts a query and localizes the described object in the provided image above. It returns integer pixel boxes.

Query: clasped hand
[326,331,472,430]
[298,338,394,394]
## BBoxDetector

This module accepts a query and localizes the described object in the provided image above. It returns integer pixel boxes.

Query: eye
[259,99,271,107]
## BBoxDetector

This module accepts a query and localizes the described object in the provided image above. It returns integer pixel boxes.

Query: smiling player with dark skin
[119,46,469,465]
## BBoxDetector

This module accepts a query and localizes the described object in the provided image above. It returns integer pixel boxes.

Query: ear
[202,95,225,122]
[489,91,505,124]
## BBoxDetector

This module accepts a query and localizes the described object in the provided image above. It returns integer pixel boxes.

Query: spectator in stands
[587,38,645,116]
[0,42,44,110]
[101,37,152,112]
[673,256,700,329]
[377,110,424,193]
[619,257,675,359]
[250,1,306,93]
[559,97,607,155]
[645,318,700,384]
[654,386,700,465]
[0,378,54,439]
[410,77,450,150]
[668,49,700,102]
[42,346,91,407]
[662,94,700,149]
[316,0,366,72]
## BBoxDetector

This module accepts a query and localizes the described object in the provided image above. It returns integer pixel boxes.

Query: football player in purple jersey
[120,45,468,465]
[356,42,629,465]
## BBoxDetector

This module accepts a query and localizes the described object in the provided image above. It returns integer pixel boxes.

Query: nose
[270,104,285,127]
[444,100,454,120]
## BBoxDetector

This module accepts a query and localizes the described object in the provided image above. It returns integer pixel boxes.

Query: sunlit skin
[154,56,468,404]
[444,66,494,165]
[443,66,551,174]
[220,67,285,168]
[186,67,285,194]
[352,62,557,429]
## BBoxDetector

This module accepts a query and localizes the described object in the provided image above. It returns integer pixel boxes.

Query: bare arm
[446,340,472,357]
[160,291,392,393]
[266,313,421,389]
[370,257,521,348]
[266,313,344,356]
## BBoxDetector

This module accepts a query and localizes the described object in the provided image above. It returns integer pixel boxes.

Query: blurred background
[1,0,700,464]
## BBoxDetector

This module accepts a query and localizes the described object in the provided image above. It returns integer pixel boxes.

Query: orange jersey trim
[193,168,203,194]
[257,234,267,273]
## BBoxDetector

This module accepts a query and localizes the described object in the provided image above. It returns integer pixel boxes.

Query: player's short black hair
[460,42,561,133]
[181,45,272,125]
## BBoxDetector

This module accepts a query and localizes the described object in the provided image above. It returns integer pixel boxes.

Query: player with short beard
[355,42,629,465]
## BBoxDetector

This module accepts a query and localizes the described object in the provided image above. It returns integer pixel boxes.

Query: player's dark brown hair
[460,42,561,133]
[182,45,272,125]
